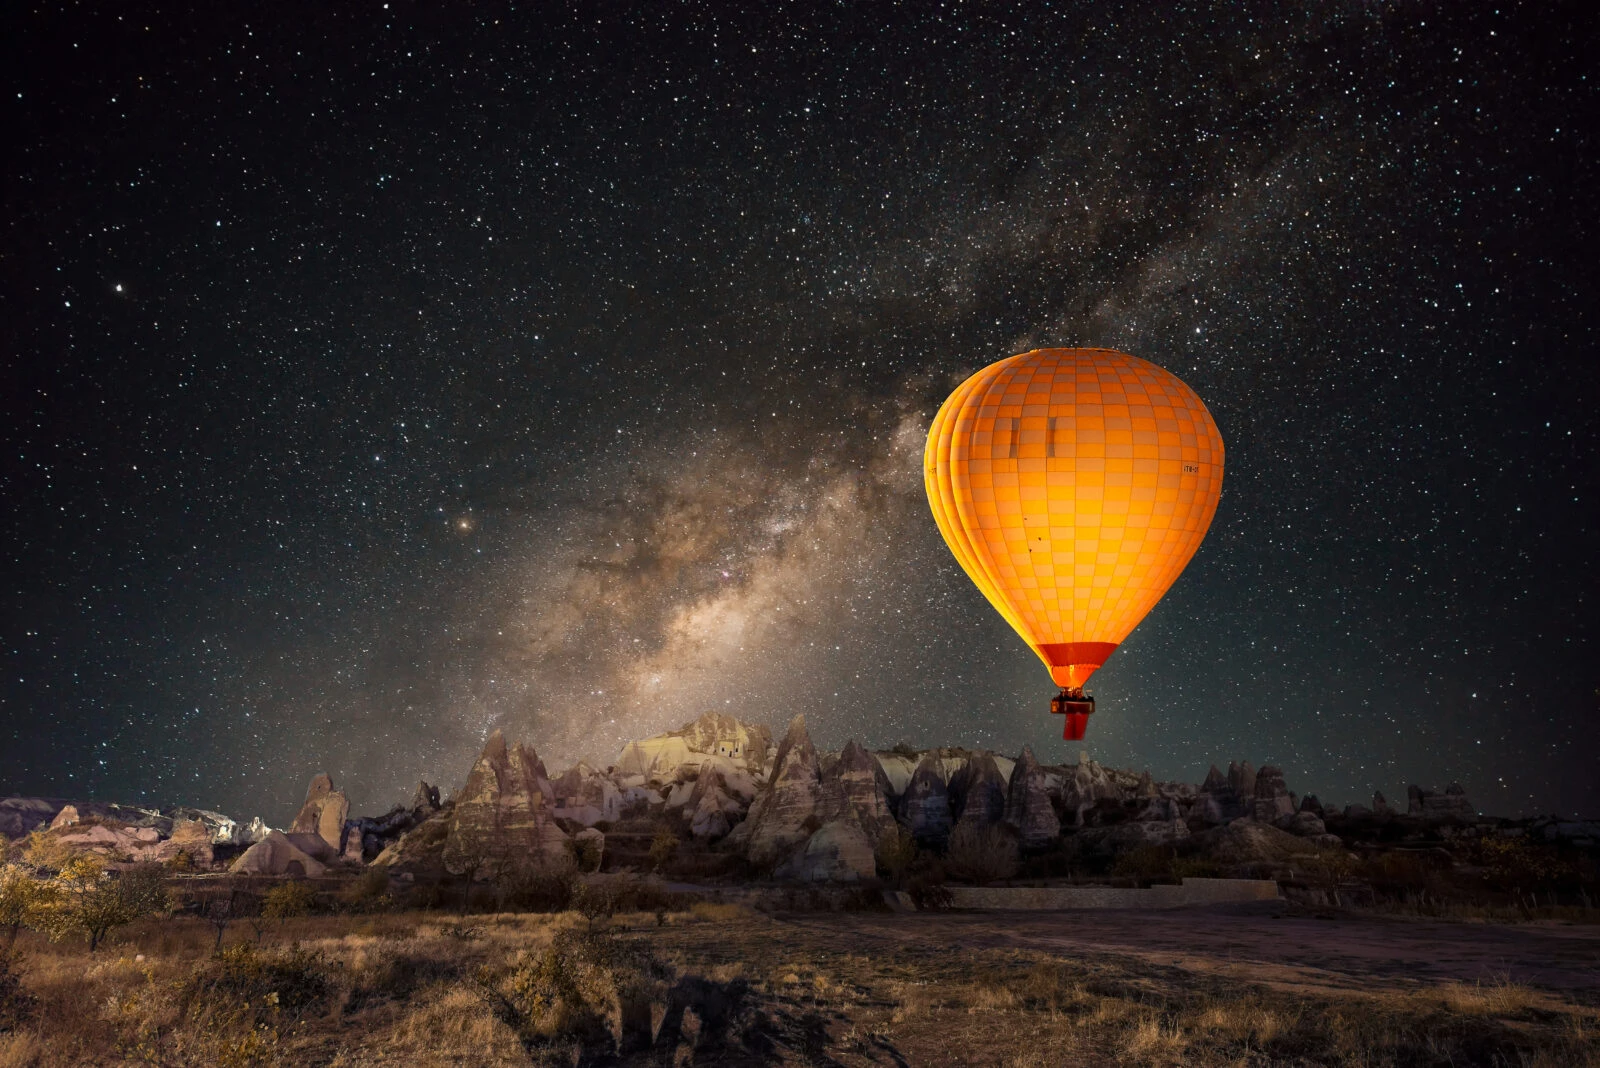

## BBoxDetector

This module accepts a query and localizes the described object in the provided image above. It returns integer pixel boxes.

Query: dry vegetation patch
[0,904,1595,1065]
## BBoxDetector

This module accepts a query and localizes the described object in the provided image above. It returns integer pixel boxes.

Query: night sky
[3,3,1595,826]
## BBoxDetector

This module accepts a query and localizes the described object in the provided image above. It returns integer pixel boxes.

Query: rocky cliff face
[1251,766,1296,825]
[441,730,569,877]
[616,711,774,783]
[1408,783,1476,822]
[0,796,252,846]
[1004,747,1060,849]
[342,780,444,862]
[899,753,952,846]
[683,758,756,839]
[820,739,898,845]
[40,807,217,867]
[728,715,823,866]
[551,762,624,826]
[289,773,351,853]
[949,753,1008,831]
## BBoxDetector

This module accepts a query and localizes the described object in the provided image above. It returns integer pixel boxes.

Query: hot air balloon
[924,348,1224,740]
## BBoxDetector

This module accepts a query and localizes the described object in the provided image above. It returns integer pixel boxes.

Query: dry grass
[0,904,1596,1066]
[1438,975,1546,1016]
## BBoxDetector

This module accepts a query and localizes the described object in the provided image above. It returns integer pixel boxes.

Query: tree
[0,864,60,955]
[44,857,170,952]
[22,830,77,873]
[446,826,493,915]
[202,889,240,954]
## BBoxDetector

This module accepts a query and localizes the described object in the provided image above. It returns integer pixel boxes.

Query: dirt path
[774,905,1600,999]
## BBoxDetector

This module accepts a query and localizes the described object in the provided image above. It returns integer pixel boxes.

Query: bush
[187,943,335,1019]
[647,828,679,873]
[488,924,671,1056]
[339,868,393,912]
[574,836,603,874]
[944,823,1019,885]
[503,867,579,913]
[0,864,60,953]
[261,880,316,923]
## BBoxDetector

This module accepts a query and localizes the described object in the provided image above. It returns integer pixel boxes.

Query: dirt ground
[4,902,1599,1066]
[781,903,1600,998]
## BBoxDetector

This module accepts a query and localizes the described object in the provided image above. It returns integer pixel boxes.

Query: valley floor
[1,901,1597,1066]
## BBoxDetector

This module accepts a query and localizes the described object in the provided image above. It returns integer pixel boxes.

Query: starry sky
[3,2,1595,826]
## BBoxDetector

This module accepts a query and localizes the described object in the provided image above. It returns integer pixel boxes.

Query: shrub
[188,943,334,1019]
[261,880,316,923]
[503,867,579,913]
[488,924,671,1055]
[339,867,393,912]
[944,823,1019,885]
[0,864,60,954]
[647,828,679,874]
[574,836,603,874]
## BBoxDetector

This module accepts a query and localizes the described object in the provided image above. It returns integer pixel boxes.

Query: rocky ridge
[11,710,1563,886]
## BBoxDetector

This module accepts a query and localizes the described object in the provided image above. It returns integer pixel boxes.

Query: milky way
[3,3,1595,823]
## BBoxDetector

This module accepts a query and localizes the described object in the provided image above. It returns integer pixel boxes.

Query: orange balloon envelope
[924,348,1224,739]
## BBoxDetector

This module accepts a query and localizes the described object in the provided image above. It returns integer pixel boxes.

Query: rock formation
[371,809,453,874]
[165,818,215,867]
[949,752,1008,829]
[442,730,569,877]
[230,830,328,877]
[551,762,623,826]
[727,715,822,866]
[820,739,898,845]
[1407,783,1476,822]
[1190,819,1313,870]
[341,781,443,863]
[616,712,774,783]
[1,797,248,845]
[1228,760,1257,799]
[899,753,951,846]
[775,821,875,882]
[1058,756,1126,825]
[1281,810,1328,837]
[412,781,442,812]
[290,773,350,853]
[1003,747,1060,849]
[1252,766,1297,825]
[681,758,756,839]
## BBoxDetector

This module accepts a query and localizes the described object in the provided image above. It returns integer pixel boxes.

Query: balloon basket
[1049,691,1094,740]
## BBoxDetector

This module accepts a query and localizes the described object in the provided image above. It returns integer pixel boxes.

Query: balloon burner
[1050,689,1095,740]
